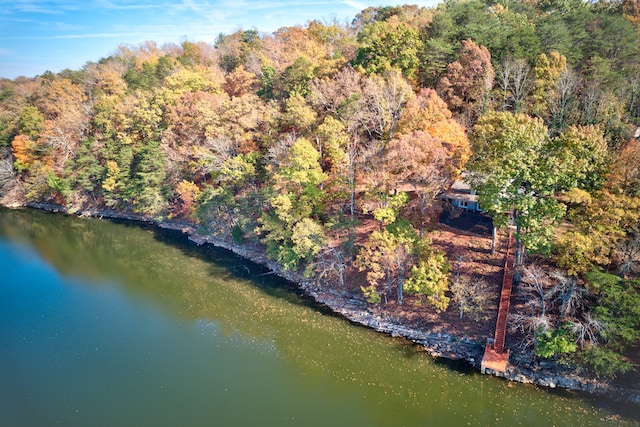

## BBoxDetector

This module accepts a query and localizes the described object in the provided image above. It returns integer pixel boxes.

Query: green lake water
[0,208,638,426]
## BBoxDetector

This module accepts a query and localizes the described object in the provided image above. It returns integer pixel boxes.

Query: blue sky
[0,0,441,79]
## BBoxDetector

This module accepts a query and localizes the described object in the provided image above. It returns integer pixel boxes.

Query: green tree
[535,324,577,359]
[280,93,317,133]
[586,270,640,348]
[124,61,160,91]
[282,56,318,98]
[552,125,610,191]
[314,115,348,172]
[353,21,421,78]
[579,270,640,377]
[404,241,450,312]
[68,138,103,195]
[17,106,44,140]
[531,51,567,120]
[578,345,633,378]
[468,112,565,264]
[356,226,416,305]
[259,138,327,273]
[127,139,168,216]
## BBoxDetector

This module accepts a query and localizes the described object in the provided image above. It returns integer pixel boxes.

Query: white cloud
[343,0,367,11]
[4,0,78,14]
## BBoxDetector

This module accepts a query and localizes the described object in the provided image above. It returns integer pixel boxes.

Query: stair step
[490,233,515,354]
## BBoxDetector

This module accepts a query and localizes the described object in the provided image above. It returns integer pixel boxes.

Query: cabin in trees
[440,180,482,213]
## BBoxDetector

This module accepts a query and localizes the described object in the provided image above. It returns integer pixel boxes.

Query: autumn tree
[223,66,259,98]
[172,179,200,221]
[161,90,225,181]
[36,78,90,172]
[215,30,263,73]
[0,147,15,193]
[357,69,414,222]
[356,218,450,309]
[360,68,413,144]
[280,93,317,134]
[395,88,470,176]
[607,138,640,198]
[306,19,357,67]
[437,39,494,126]
[309,67,368,256]
[388,88,470,234]
[560,189,640,278]
[548,67,580,133]
[605,139,640,277]
[384,131,448,232]
[11,134,38,172]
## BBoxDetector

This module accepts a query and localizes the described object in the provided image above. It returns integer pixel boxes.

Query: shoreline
[9,202,640,408]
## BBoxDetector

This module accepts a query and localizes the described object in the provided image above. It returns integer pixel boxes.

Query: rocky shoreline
[11,202,640,408]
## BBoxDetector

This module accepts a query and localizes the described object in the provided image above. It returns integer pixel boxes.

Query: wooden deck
[481,233,514,374]
[482,341,509,373]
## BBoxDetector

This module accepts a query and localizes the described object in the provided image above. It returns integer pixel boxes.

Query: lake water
[0,208,637,426]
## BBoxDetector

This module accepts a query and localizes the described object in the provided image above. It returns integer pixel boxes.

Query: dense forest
[1,0,639,379]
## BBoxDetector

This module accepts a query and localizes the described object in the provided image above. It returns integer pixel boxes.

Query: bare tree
[549,269,589,327]
[549,67,580,132]
[316,245,347,288]
[510,264,605,358]
[617,232,640,278]
[509,264,554,351]
[628,72,640,120]
[496,58,532,114]
[579,81,602,126]
[0,149,16,192]
[570,312,606,349]
[450,275,490,320]
[360,69,413,144]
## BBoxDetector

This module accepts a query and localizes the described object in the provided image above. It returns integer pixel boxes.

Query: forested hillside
[1,0,639,378]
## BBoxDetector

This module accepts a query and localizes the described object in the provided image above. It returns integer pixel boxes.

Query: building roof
[440,191,479,203]
[440,178,479,202]
[450,180,473,192]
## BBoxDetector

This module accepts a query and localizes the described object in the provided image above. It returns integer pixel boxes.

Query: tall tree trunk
[347,165,357,261]
[514,210,525,267]
[558,276,577,329]
[491,224,497,255]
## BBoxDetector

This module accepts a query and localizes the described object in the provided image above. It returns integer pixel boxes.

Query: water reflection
[0,207,637,426]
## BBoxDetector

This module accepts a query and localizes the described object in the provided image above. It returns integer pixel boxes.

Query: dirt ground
[335,212,640,391]
[338,213,509,343]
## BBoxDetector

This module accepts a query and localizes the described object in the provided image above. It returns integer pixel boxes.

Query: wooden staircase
[481,233,514,374]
